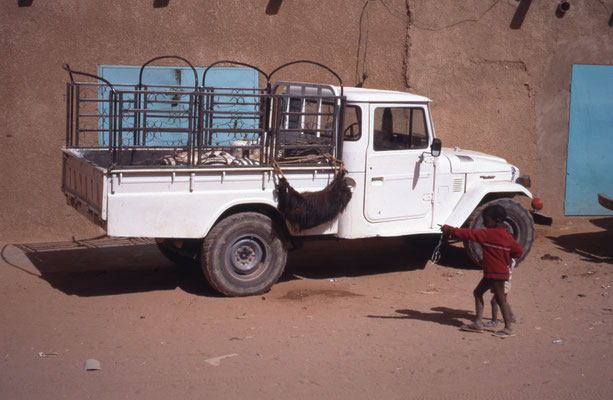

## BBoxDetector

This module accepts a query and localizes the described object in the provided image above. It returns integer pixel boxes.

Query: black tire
[201,212,287,297]
[463,198,535,265]
[156,239,201,266]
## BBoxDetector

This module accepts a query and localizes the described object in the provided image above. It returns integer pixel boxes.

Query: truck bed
[61,148,339,238]
[61,61,348,239]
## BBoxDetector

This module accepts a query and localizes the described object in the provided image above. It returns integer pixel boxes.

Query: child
[485,258,517,328]
[442,204,523,337]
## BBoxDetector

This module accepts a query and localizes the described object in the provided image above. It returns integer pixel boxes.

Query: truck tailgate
[62,150,107,226]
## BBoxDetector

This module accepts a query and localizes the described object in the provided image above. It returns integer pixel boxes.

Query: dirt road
[1,217,612,399]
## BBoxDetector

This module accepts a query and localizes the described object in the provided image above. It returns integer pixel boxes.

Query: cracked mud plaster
[403,0,414,89]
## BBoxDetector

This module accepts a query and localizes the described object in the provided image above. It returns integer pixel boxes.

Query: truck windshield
[373,107,428,151]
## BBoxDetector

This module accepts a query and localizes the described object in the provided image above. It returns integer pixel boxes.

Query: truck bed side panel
[62,150,107,225]
[105,169,338,238]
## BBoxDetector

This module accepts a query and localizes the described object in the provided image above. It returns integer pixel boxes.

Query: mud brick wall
[1,0,612,241]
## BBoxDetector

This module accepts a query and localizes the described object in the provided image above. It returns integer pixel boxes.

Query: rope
[272,153,344,182]
[272,160,286,180]
[275,153,343,167]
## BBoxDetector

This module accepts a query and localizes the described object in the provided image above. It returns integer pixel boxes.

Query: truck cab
[281,85,533,242]
[337,88,441,238]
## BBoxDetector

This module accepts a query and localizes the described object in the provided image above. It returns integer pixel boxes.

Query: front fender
[444,182,532,227]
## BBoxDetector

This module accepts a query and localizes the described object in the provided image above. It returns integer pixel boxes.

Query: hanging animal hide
[275,170,352,231]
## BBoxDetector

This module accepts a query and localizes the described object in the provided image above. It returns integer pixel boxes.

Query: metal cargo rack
[63,57,346,170]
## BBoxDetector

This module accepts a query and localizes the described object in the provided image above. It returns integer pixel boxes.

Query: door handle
[371,176,384,182]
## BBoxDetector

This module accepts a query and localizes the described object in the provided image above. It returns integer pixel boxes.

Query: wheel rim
[227,235,266,275]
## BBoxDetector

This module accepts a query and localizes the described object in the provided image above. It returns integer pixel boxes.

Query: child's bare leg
[491,280,513,332]
[484,295,500,327]
[494,293,516,322]
[491,295,499,321]
[474,296,484,326]
[506,296,516,322]
[470,278,490,329]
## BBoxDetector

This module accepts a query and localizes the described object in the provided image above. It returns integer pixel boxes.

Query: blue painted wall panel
[565,64,613,215]
[97,65,258,146]
[99,65,258,88]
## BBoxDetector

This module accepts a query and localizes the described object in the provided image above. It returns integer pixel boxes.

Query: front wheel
[201,212,287,297]
[463,198,535,265]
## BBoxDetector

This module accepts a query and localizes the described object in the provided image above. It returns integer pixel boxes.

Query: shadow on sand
[2,238,220,297]
[2,234,477,298]
[367,306,473,328]
[547,217,613,265]
[283,235,437,281]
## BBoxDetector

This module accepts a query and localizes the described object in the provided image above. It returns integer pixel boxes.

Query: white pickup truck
[61,58,543,296]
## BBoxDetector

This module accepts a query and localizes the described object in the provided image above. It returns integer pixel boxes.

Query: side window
[287,99,361,141]
[373,107,429,151]
[319,101,335,137]
[287,98,302,129]
[343,105,361,141]
[287,98,334,136]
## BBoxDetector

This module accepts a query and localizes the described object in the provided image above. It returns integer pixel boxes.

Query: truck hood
[442,147,513,174]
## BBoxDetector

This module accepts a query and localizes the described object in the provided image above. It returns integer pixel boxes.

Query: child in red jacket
[442,204,523,337]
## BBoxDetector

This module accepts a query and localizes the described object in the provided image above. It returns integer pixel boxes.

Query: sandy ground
[1,217,612,400]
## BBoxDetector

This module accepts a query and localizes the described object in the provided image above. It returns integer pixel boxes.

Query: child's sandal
[492,329,516,338]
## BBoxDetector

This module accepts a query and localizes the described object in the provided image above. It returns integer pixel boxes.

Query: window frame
[343,105,362,142]
[372,105,430,152]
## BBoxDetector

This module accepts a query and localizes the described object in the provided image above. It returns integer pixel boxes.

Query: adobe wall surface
[1,0,612,241]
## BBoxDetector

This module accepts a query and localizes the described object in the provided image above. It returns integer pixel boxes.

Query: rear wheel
[463,198,534,265]
[201,212,287,297]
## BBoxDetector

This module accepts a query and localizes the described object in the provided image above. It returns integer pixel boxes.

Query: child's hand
[441,225,454,235]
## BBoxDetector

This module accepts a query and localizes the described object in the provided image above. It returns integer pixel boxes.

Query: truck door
[364,104,434,225]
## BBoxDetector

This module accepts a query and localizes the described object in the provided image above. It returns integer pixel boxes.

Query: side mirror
[430,138,442,157]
